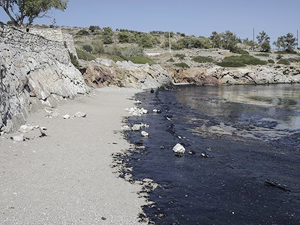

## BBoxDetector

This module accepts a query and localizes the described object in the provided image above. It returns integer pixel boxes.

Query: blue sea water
[123,84,300,225]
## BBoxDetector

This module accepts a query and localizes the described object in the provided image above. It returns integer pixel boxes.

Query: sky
[0,0,300,43]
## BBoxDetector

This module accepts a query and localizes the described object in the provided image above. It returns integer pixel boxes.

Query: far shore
[0,87,146,224]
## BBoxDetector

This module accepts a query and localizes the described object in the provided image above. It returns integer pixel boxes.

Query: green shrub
[121,45,143,57]
[76,30,90,36]
[276,54,283,60]
[167,58,175,62]
[76,48,96,61]
[192,56,214,63]
[288,57,300,63]
[69,52,79,69]
[128,56,156,65]
[91,40,104,54]
[174,53,185,60]
[255,53,270,57]
[276,50,297,54]
[174,62,190,68]
[230,47,249,55]
[89,25,100,33]
[218,55,268,67]
[268,59,275,64]
[82,44,93,53]
[277,59,290,65]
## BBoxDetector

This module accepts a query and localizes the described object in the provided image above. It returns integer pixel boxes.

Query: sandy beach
[0,87,146,225]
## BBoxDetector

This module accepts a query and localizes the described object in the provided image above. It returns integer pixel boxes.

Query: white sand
[0,88,146,224]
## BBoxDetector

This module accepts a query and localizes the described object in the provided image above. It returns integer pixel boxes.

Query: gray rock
[63,114,71,119]
[74,112,86,118]
[12,134,24,142]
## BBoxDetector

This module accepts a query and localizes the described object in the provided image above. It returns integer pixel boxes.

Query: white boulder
[173,143,185,155]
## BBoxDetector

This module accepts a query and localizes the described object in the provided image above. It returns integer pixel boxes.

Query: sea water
[123,84,300,224]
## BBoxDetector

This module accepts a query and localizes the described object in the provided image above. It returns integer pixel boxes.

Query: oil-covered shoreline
[120,84,300,224]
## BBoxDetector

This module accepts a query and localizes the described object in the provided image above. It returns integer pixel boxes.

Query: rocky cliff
[0,25,89,132]
[172,65,300,86]
[82,58,172,89]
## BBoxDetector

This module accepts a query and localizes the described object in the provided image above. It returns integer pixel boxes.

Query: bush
[277,59,290,65]
[268,59,275,63]
[167,58,175,62]
[276,54,283,60]
[218,55,267,67]
[105,45,121,56]
[77,30,90,36]
[89,25,100,33]
[230,47,249,55]
[174,62,190,68]
[288,57,300,63]
[174,53,185,60]
[255,53,270,57]
[91,40,104,54]
[192,56,214,63]
[69,52,79,69]
[82,44,93,53]
[76,48,96,61]
[121,45,143,57]
[128,56,156,65]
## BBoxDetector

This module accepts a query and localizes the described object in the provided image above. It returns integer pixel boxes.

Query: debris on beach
[11,134,24,142]
[153,109,162,114]
[74,111,87,118]
[45,108,60,118]
[173,143,185,155]
[39,127,47,137]
[125,107,148,116]
[63,114,71,119]
[141,131,149,137]
[201,152,210,158]
[132,123,149,131]
[19,124,35,133]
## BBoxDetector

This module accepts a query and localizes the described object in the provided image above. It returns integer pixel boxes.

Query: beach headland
[0,87,148,224]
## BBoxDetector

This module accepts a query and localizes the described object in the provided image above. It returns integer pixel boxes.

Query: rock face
[173,65,300,86]
[0,25,89,132]
[83,59,172,89]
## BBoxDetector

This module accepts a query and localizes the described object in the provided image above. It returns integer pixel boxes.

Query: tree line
[0,1,298,53]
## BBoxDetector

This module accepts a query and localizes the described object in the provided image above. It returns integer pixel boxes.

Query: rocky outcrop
[83,58,172,89]
[0,25,89,132]
[173,65,300,86]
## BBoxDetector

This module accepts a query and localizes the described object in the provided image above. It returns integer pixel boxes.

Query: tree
[210,31,222,48]
[273,33,297,52]
[220,30,240,51]
[256,31,270,52]
[0,0,68,26]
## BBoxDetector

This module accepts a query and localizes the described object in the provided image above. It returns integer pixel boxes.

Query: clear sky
[1,0,299,42]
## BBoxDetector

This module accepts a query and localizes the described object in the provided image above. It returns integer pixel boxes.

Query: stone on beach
[11,134,24,142]
[74,112,87,118]
[63,114,71,119]
[173,143,185,155]
[141,131,149,137]
[125,107,148,116]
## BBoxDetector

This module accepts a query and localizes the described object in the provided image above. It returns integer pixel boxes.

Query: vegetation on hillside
[218,55,268,67]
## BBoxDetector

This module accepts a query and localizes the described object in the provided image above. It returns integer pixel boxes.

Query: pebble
[74,111,86,118]
[11,134,24,142]
[63,114,71,119]
[141,131,149,137]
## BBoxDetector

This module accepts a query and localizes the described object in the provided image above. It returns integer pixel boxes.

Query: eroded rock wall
[0,25,89,132]
[83,59,172,89]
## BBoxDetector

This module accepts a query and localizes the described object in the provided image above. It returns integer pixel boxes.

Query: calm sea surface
[123,84,300,225]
